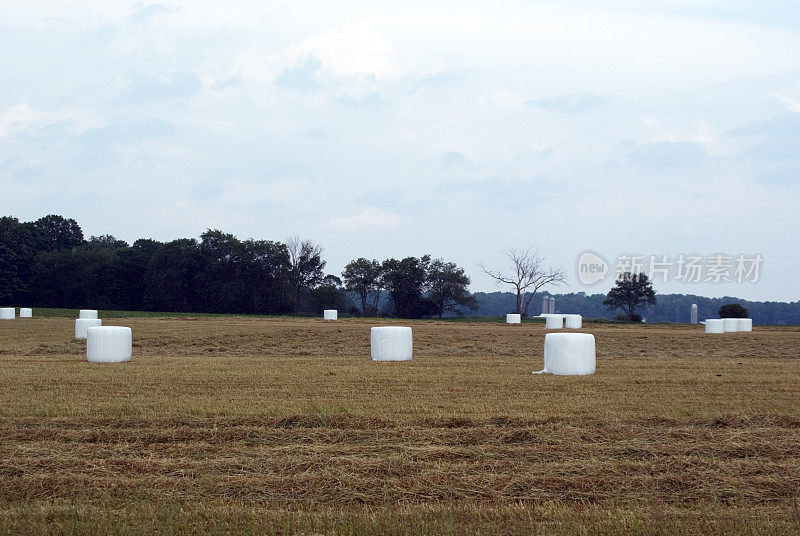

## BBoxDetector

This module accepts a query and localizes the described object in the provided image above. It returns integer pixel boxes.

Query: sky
[1,0,799,301]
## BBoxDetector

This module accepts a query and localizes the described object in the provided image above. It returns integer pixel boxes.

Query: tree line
[0,214,478,318]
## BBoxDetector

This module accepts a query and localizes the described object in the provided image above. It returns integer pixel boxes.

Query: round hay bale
[537,332,596,375]
[75,318,102,339]
[79,310,98,319]
[323,309,338,320]
[87,326,132,363]
[738,318,753,332]
[723,318,739,332]
[0,307,15,319]
[19,308,32,318]
[370,326,412,361]
[545,315,564,329]
[704,319,724,333]
[564,314,582,329]
[506,314,521,324]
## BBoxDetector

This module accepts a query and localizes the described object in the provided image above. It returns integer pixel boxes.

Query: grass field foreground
[1,316,799,534]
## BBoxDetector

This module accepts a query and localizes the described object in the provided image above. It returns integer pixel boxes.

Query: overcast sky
[2,1,799,301]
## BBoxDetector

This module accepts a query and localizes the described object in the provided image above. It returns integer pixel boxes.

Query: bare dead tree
[480,248,567,316]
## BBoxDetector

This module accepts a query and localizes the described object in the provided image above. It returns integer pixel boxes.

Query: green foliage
[287,237,326,313]
[33,214,83,250]
[719,303,749,318]
[342,258,382,315]
[427,259,478,317]
[603,272,657,321]
[382,255,434,318]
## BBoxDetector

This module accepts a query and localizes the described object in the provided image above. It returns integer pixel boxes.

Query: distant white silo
[691,304,698,324]
[549,297,556,314]
[542,296,549,315]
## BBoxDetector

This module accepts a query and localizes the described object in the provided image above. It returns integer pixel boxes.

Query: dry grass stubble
[1,316,799,534]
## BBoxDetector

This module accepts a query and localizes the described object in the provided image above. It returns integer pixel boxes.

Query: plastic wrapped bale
[738,318,753,332]
[0,308,14,319]
[564,314,582,329]
[87,326,132,363]
[533,333,596,375]
[705,319,724,334]
[506,314,521,324]
[371,327,412,361]
[723,318,739,332]
[75,318,102,339]
[545,315,563,329]
[19,308,32,318]
[79,309,98,319]
[323,309,338,320]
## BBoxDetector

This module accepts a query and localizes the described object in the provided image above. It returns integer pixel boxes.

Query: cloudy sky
[2,1,799,301]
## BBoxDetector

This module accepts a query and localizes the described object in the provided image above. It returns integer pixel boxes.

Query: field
[1,314,800,535]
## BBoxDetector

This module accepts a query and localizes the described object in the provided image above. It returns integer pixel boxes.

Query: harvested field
[1,316,799,534]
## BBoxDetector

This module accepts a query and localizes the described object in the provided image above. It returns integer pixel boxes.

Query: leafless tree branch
[481,247,567,316]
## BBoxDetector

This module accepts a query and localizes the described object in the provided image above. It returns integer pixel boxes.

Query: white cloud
[0,103,50,137]
[773,91,800,113]
[291,22,406,81]
[327,208,403,230]
[0,103,104,138]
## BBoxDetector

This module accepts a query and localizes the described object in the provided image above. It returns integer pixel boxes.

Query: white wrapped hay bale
[371,327,412,361]
[87,326,132,363]
[545,315,563,329]
[75,318,102,339]
[534,333,596,375]
[723,318,739,332]
[738,318,753,332]
[506,314,521,324]
[323,309,338,320]
[19,308,32,318]
[0,307,15,319]
[705,319,724,334]
[79,309,99,319]
[564,314,582,329]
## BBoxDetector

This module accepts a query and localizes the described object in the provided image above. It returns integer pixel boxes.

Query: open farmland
[1,315,800,535]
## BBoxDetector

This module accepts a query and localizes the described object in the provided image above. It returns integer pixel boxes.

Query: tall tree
[481,248,566,316]
[199,230,243,313]
[286,236,326,313]
[427,259,478,318]
[341,258,383,315]
[142,238,203,312]
[603,272,657,321]
[239,239,293,314]
[114,239,164,310]
[0,217,43,302]
[33,214,84,251]
[382,255,433,318]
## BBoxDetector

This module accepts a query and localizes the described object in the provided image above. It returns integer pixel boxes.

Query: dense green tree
[89,235,129,251]
[603,272,657,321]
[427,259,478,318]
[114,239,164,310]
[0,217,43,302]
[341,258,383,316]
[719,303,749,318]
[33,214,84,251]
[142,238,203,312]
[239,239,293,314]
[307,274,354,314]
[382,255,435,318]
[31,246,116,308]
